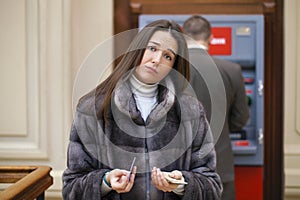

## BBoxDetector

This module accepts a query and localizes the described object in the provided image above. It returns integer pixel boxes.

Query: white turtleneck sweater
[129,75,158,121]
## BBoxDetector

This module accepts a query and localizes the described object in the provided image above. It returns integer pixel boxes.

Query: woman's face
[134,30,178,84]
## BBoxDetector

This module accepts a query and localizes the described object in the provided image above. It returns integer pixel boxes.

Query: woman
[62,20,222,200]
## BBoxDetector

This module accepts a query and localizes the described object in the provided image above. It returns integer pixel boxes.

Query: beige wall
[1,0,300,199]
[284,0,300,199]
[0,0,112,199]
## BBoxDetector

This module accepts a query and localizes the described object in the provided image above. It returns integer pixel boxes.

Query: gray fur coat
[62,77,222,200]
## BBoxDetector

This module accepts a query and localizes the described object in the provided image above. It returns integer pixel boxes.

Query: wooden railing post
[0,166,53,200]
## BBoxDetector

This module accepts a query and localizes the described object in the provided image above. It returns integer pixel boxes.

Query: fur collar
[113,76,175,122]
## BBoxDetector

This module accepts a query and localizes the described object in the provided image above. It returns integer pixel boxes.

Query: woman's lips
[145,65,158,73]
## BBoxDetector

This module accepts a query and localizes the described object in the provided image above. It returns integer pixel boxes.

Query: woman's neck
[129,75,158,98]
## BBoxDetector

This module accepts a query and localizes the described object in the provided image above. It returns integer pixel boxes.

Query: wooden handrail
[0,166,53,200]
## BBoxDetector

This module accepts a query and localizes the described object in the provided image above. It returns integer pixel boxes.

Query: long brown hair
[96,19,190,120]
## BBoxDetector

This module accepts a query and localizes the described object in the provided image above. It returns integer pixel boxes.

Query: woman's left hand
[151,167,182,192]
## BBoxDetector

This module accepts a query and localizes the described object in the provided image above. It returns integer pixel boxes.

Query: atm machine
[139,15,264,200]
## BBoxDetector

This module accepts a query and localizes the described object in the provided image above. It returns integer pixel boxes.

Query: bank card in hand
[128,157,136,181]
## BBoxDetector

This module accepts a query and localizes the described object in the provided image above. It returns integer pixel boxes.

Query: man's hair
[183,15,211,41]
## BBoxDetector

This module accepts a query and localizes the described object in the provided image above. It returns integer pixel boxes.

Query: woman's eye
[148,46,156,51]
[164,54,172,61]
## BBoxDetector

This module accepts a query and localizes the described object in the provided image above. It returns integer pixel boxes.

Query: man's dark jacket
[188,48,249,183]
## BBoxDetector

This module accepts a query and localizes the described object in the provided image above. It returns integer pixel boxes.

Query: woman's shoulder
[75,88,105,116]
[178,92,206,120]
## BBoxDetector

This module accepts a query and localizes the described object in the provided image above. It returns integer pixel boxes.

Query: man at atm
[183,15,249,200]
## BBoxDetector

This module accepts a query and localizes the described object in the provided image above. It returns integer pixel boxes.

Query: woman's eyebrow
[149,41,177,57]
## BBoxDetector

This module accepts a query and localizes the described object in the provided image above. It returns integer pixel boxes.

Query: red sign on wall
[209,27,232,55]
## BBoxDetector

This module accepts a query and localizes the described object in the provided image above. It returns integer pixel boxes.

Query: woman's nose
[152,52,162,64]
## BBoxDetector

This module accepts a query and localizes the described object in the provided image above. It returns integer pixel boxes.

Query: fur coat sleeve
[178,95,223,200]
[62,108,110,200]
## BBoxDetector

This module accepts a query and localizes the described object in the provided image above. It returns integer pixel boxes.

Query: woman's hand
[106,166,137,193]
[151,167,182,192]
